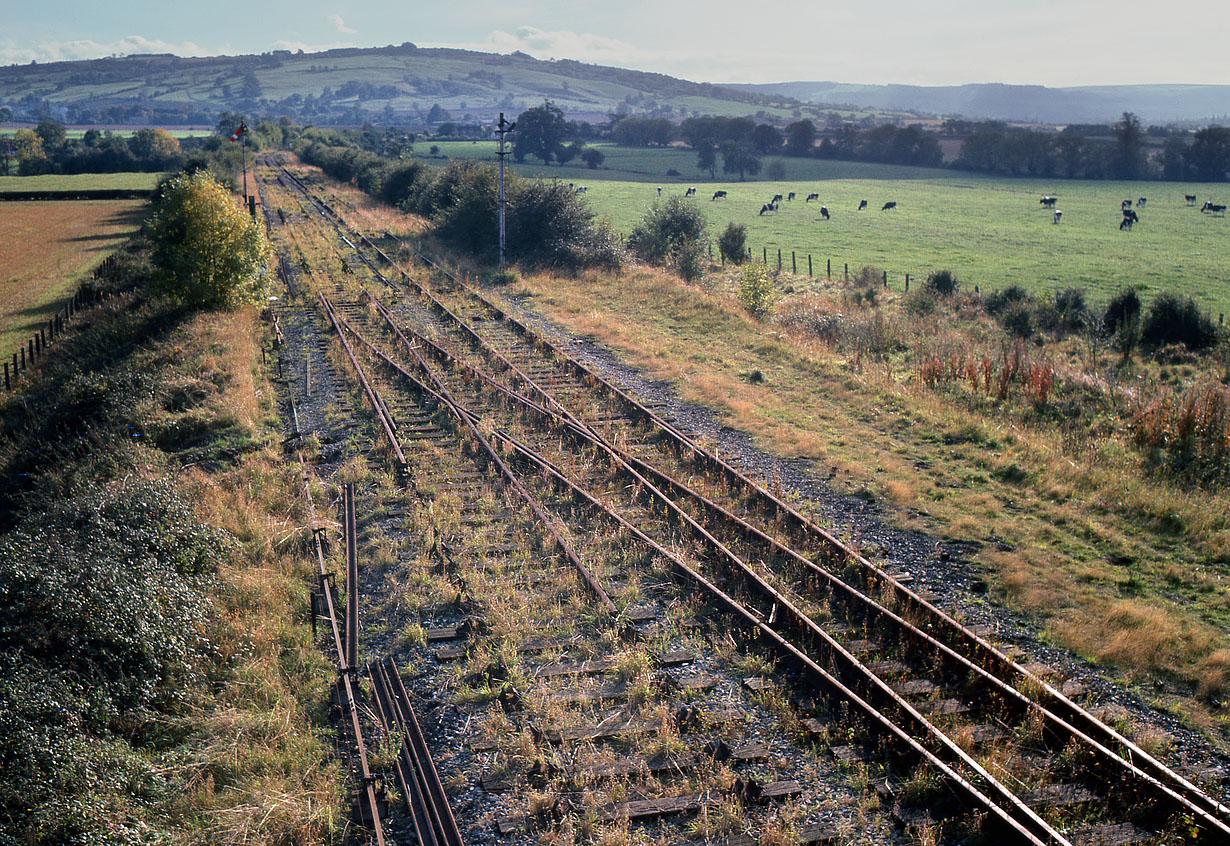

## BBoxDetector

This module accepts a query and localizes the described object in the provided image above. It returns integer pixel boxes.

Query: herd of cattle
[604,183,1227,228]
[1043,193,1226,229]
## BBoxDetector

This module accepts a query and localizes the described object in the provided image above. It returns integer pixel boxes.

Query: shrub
[430,160,499,257]
[489,269,519,286]
[628,195,708,265]
[673,237,707,284]
[148,170,272,309]
[924,269,960,296]
[739,264,776,316]
[999,303,1035,338]
[507,180,626,272]
[1140,291,1219,351]
[1103,288,1142,336]
[985,284,1029,316]
[717,222,747,264]
[851,265,884,287]
[1054,287,1090,330]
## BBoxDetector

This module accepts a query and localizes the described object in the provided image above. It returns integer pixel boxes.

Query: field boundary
[2,252,128,392]
[0,188,155,201]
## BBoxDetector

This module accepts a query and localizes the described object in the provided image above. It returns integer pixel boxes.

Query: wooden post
[763,246,767,264]
[792,251,796,274]
[3,361,8,391]
[883,270,887,287]
[844,263,848,281]
[28,339,34,363]
[905,275,910,292]
[21,346,26,369]
[827,258,831,278]
[975,285,980,294]
[777,248,781,271]
[808,255,813,276]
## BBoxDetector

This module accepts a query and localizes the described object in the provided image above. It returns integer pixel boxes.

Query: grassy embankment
[464,258,1230,743]
[429,141,1230,317]
[0,242,343,844]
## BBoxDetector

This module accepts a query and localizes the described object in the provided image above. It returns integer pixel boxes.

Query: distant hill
[727,81,1230,125]
[0,44,895,128]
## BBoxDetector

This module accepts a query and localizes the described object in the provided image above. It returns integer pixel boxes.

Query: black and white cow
[759,201,779,215]
[858,199,868,210]
[819,206,830,220]
[1040,196,1058,207]
[881,201,897,211]
[805,192,820,202]
[712,190,727,201]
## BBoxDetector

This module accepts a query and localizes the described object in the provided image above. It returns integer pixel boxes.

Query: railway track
[260,157,1229,846]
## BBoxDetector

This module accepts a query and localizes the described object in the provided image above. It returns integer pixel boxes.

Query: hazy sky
[3,1,1227,87]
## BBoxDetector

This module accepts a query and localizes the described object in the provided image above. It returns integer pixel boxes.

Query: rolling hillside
[0,44,897,127]
[729,81,1230,124]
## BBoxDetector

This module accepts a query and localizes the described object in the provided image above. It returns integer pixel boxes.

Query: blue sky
[3,1,1226,87]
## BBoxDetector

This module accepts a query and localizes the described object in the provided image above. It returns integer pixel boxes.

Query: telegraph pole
[494,113,515,268]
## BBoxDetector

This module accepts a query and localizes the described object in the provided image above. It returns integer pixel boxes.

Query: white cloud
[0,35,213,65]
[327,14,356,35]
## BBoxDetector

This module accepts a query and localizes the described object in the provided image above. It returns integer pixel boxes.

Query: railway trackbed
[257,157,1229,846]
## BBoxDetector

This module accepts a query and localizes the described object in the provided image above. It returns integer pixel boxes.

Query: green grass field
[430,142,1230,316]
[0,172,163,192]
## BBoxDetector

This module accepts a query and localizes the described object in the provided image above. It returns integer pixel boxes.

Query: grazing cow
[712,190,727,200]
[1202,201,1227,215]
[759,201,779,215]
[1137,197,1147,207]
[1185,194,1197,205]
[685,187,696,196]
[657,186,662,196]
[858,199,868,210]
[1122,199,1133,210]
[881,201,897,211]
[772,194,783,203]
[820,206,830,220]
[1040,196,1058,207]
[1053,210,1062,224]
[1120,208,1139,230]
[576,186,587,194]
[806,192,820,202]
[787,192,796,201]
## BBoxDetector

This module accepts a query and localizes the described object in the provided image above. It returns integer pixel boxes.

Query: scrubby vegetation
[298,138,624,273]
[503,250,1229,735]
[0,216,339,841]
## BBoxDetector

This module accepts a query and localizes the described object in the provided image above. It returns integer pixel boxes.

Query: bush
[673,237,707,284]
[718,222,747,264]
[1103,288,1142,336]
[985,284,1029,315]
[851,265,884,287]
[739,264,776,316]
[999,303,1035,338]
[148,171,272,308]
[1054,287,1089,329]
[430,160,499,257]
[1140,291,1219,351]
[628,195,709,265]
[924,269,960,296]
[508,180,626,272]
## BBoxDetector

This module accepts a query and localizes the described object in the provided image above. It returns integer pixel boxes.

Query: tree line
[608,111,1230,182]
[1,119,185,175]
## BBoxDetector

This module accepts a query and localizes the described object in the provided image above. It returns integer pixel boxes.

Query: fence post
[827,258,831,278]
[844,263,848,281]
[792,251,796,274]
[21,346,26,370]
[975,285,980,295]
[883,270,887,287]
[3,362,8,391]
[905,274,910,292]
[808,255,813,277]
[763,246,767,264]
[777,249,781,271]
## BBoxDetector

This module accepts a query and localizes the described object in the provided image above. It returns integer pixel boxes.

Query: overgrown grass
[0,251,342,843]
[502,260,1230,740]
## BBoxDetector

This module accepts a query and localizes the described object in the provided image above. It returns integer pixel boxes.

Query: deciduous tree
[149,171,272,308]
